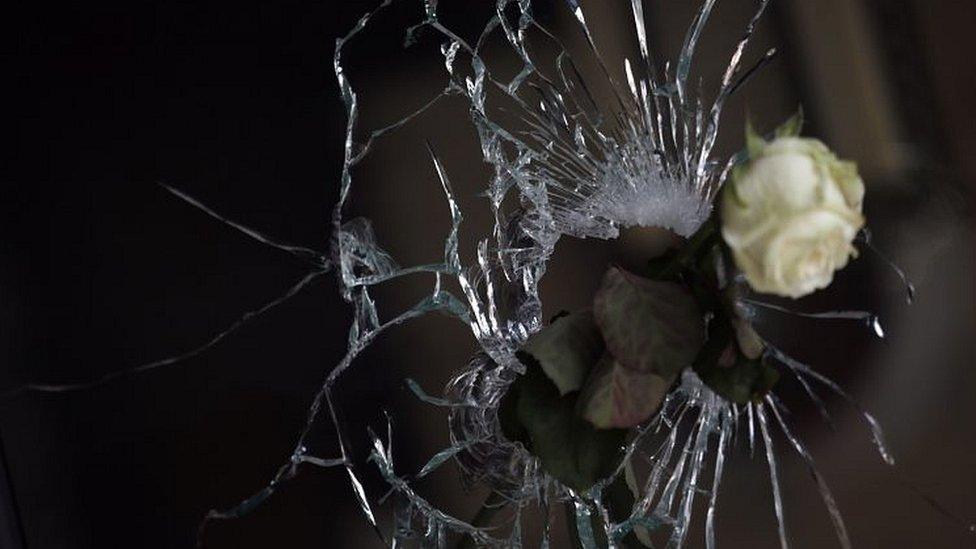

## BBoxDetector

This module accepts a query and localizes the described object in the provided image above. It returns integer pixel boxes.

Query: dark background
[3,1,974,548]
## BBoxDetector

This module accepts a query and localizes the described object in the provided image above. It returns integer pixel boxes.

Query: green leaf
[692,314,779,404]
[745,117,765,158]
[577,354,675,429]
[698,355,780,405]
[593,267,704,378]
[774,105,805,138]
[499,353,628,492]
[522,310,605,395]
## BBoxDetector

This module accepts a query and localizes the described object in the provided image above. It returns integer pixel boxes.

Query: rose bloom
[721,136,865,298]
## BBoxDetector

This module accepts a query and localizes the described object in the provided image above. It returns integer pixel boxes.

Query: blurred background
[2,0,974,547]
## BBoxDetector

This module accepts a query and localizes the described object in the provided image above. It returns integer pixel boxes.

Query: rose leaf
[499,353,627,492]
[593,266,704,378]
[577,354,675,429]
[521,309,605,395]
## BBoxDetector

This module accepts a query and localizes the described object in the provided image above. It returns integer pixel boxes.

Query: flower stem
[651,215,719,280]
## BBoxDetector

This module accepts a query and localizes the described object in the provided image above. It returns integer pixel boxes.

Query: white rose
[721,136,865,299]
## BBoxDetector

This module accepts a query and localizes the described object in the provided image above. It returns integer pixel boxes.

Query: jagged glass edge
[291,0,894,547]
[1,1,910,547]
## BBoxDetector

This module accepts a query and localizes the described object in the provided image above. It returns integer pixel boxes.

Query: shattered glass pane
[300,0,896,545]
[5,1,976,548]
